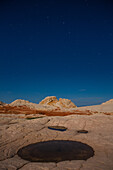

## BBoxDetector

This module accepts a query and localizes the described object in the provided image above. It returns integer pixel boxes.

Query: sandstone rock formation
[0,101,6,106]
[9,99,57,113]
[0,97,113,169]
[39,96,58,105]
[8,97,113,113]
[10,99,31,106]
[58,98,77,108]
[77,99,113,113]
[0,114,113,169]
[101,99,113,105]
[39,96,77,109]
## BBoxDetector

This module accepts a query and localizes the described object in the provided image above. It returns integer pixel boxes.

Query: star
[68,31,71,35]
[97,52,102,56]
[46,16,50,20]
[62,21,65,25]
[109,33,113,37]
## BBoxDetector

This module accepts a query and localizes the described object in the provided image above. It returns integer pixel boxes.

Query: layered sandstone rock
[101,99,113,105]
[9,97,113,113]
[58,98,77,108]
[0,114,113,169]
[78,99,113,113]
[9,99,56,111]
[10,99,31,106]
[0,101,6,106]
[39,96,77,109]
[39,96,58,105]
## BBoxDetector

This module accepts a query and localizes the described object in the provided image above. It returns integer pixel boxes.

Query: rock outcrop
[78,99,113,113]
[9,99,56,111]
[0,101,6,106]
[58,98,77,108]
[39,96,77,109]
[0,114,113,169]
[39,96,58,105]
[101,99,113,105]
[1,97,113,169]
[9,97,113,113]
[10,99,31,106]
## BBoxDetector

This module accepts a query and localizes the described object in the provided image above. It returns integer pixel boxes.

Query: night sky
[0,0,113,106]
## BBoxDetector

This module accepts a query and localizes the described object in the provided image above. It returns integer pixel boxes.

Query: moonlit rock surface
[77,99,113,112]
[39,96,58,105]
[58,98,77,108]
[10,99,31,106]
[39,96,77,109]
[101,99,113,105]
[9,99,56,111]
[9,98,113,113]
[0,114,113,169]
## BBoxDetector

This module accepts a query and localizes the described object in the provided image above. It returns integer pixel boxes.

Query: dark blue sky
[0,0,113,106]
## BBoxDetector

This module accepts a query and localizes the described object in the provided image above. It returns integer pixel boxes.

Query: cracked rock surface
[0,114,113,170]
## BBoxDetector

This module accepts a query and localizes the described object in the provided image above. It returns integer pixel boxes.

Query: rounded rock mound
[39,96,77,109]
[58,98,77,108]
[39,96,58,105]
[10,99,31,107]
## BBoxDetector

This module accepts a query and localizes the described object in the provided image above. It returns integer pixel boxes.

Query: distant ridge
[9,97,77,111]
[5,97,113,113]
[10,99,31,106]
[77,99,113,112]
[101,99,113,105]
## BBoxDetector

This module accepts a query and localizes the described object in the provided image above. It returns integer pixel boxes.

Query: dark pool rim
[48,126,67,131]
[17,140,94,163]
[77,130,88,133]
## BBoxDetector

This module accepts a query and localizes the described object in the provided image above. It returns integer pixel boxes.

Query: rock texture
[78,99,113,113]
[8,98,113,113]
[0,101,6,106]
[8,97,77,113]
[101,99,113,105]
[9,99,56,111]
[39,96,77,109]
[0,97,113,169]
[58,98,76,108]
[10,99,31,106]
[0,114,113,169]
[0,98,112,121]
[39,96,58,105]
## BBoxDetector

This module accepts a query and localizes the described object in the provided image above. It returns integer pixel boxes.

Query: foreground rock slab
[0,114,113,170]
